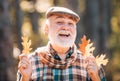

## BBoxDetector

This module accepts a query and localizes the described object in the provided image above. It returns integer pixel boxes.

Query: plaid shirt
[17,43,106,81]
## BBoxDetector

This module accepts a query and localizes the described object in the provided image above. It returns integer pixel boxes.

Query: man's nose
[61,24,70,30]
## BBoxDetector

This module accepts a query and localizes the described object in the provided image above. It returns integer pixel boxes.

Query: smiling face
[45,14,77,48]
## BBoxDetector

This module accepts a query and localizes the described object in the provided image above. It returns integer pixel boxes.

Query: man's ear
[44,24,49,35]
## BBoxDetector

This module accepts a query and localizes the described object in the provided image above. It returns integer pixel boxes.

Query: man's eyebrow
[55,16,64,19]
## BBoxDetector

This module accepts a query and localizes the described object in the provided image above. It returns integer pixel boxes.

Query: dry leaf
[21,36,32,54]
[85,42,95,57]
[78,35,90,56]
[96,54,109,67]
[78,35,109,66]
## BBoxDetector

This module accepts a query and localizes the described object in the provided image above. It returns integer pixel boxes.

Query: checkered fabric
[17,43,106,81]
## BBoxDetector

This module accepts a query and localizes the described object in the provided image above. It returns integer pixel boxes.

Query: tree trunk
[98,0,111,53]
[85,1,111,80]
[98,0,111,80]
[85,0,100,55]
[14,0,23,50]
[28,0,39,33]
[85,0,111,55]
[0,0,15,80]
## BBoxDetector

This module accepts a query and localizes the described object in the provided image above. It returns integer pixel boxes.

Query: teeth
[59,33,69,35]
[58,31,70,37]
[59,34,70,37]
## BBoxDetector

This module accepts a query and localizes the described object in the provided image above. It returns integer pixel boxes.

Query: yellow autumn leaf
[21,36,32,54]
[96,54,109,67]
[85,42,95,57]
[78,35,109,66]
[78,35,90,56]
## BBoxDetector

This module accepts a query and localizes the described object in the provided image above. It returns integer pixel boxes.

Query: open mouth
[59,33,70,37]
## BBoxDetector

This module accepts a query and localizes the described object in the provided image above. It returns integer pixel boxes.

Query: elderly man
[17,7,106,81]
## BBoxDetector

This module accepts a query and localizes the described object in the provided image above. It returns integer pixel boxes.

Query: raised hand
[86,56,100,81]
[18,54,32,81]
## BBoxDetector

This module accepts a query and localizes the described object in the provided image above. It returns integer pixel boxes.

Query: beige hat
[46,6,80,23]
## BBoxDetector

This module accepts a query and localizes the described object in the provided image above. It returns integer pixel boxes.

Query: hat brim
[46,7,80,23]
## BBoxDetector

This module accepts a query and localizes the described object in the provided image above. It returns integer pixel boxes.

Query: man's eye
[57,22,63,24]
[68,23,73,26]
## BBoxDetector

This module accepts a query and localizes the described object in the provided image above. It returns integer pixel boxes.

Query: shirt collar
[49,44,74,61]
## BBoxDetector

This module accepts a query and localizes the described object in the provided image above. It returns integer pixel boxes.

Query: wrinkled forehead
[48,13,77,22]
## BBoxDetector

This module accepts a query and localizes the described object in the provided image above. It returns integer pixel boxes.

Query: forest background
[0,0,120,81]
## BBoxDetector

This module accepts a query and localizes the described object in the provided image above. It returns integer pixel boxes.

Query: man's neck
[51,45,70,55]
[52,46,69,61]
[50,44,73,61]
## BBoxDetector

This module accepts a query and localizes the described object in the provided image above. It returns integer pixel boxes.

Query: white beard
[49,34,76,48]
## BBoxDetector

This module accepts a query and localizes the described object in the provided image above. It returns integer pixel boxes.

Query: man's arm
[17,54,32,81]
[86,56,106,81]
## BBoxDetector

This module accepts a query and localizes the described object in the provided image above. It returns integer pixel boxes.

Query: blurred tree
[0,0,16,81]
[98,0,112,80]
[85,0,111,80]
[85,0,100,51]
[53,0,65,6]
[85,0,111,55]
[109,0,120,80]
[13,0,23,50]
[28,0,39,33]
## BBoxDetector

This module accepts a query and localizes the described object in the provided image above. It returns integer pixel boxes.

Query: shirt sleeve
[16,71,33,81]
[16,71,22,81]
[98,66,106,81]
[87,66,106,81]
